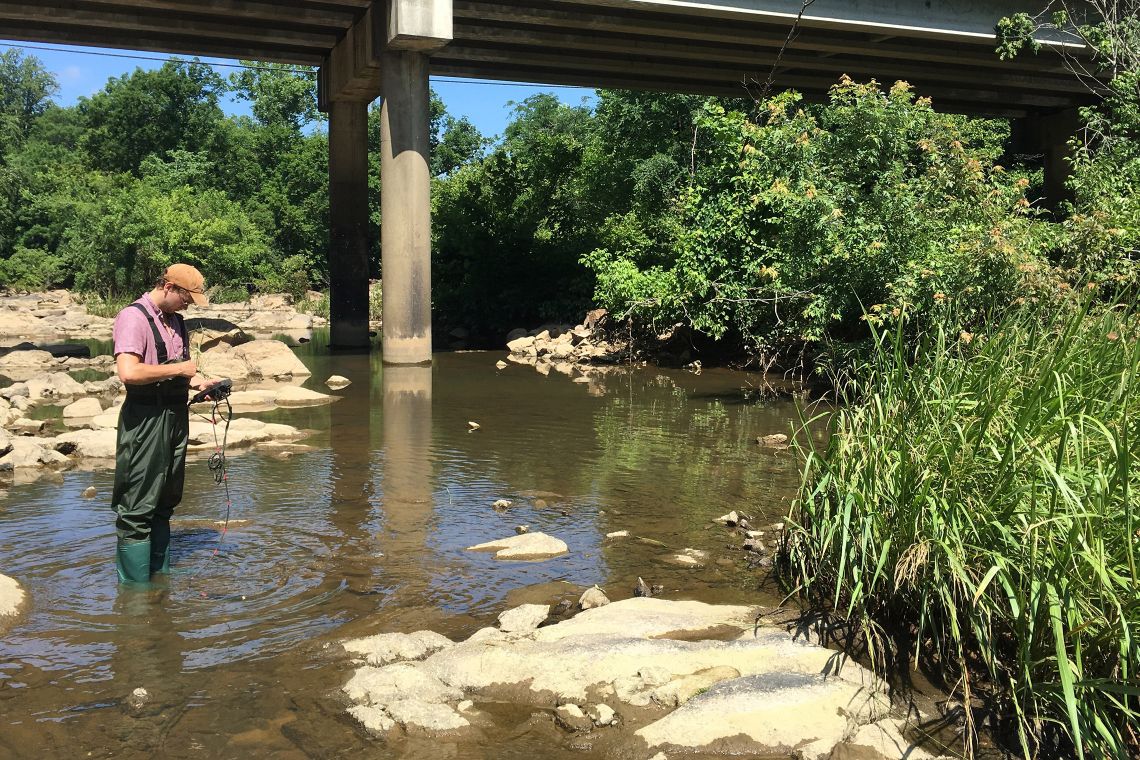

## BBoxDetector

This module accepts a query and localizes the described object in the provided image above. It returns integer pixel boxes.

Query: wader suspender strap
[130,302,189,364]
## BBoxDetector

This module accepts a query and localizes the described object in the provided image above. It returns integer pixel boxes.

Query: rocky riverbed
[0,291,340,487]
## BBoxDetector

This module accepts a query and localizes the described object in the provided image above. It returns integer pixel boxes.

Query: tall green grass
[783,298,1140,758]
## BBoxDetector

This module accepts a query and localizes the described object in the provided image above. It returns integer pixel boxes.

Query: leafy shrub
[584,79,1058,364]
[0,245,65,290]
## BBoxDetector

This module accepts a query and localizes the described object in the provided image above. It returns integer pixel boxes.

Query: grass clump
[782,297,1140,758]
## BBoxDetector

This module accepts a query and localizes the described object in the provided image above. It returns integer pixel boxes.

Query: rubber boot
[116,539,152,584]
[150,518,171,574]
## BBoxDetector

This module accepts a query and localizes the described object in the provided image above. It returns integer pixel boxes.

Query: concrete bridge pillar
[379,51,433,365]
[1012,108,1082,210]
[318,0,451,363]
[327,100,372,349]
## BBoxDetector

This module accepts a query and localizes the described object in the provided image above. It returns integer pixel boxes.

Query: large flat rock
[340,598,889,754]
[466,532,568,560]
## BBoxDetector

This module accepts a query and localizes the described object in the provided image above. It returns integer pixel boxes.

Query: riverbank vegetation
[784,298,1140,757]
[779,6,1140,757]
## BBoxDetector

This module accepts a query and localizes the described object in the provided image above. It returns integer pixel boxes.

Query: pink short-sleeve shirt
[113,294,187,366]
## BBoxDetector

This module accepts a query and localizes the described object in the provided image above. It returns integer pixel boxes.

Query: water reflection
[327,361,377,594]
[376,364,434,602]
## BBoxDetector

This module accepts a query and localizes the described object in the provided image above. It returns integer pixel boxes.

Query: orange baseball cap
[163,263,209,306]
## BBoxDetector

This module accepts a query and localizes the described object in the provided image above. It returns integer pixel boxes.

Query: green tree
[230,62,321,132]
[79,60,227,175]
[0,49,58,153]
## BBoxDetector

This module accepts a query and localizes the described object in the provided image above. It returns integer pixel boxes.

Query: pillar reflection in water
[328,361,378,593]
[378,364,433,601]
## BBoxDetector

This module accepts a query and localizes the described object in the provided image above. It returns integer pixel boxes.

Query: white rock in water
[466,532,568,560]
[497,604,550,633]
[714,510,740,525]
[589,703,617,726]
[273,385,334,406]
[347,705,396,734]
[606,530,629,539]
[385,699,470,732]
[343,630,455,667]
[467,421,480,431]
[62,397,103,418]
[325,375,351,389]
[0,573,27,621]
[55,428,117,459]
[554,703,593,732]
[495,360,508,370]
[578,585,610,610]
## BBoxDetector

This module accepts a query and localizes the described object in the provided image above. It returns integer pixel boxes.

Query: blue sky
[0,40,596,140]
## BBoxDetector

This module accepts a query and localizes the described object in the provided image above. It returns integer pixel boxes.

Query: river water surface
[0,342,805,759]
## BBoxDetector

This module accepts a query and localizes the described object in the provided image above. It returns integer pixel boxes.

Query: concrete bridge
[1,0,1088,363]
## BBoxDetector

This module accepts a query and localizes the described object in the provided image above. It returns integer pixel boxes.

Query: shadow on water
[0,340,804,758]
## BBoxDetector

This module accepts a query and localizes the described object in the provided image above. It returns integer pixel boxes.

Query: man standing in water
[111,264,216,583]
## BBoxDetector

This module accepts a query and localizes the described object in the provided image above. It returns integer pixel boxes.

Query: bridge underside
[0,0,1093,361]
[5,0,1089,117]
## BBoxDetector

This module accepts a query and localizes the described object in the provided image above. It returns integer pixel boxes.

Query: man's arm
[116,353,197,385]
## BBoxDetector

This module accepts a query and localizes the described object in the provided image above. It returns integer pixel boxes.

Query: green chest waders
[112,304,190,583]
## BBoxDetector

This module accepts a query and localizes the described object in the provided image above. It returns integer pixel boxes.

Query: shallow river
[0,340,804,759]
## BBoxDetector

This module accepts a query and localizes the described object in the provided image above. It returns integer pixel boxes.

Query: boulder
[497,604,550,633]
[326,375,351,389]
[183,317,251,352]
[0,439,71,470]
[233,339,311,378]
[554,703,593,733]
[62,397,103,418]
[505,328,528,342]
[589,703,617,727]
[578,586,611,610]
[507,336,537,355]
[198,339,309,381]
[466,532,569,560]
[25,372,86,400]
[54,428,117,459]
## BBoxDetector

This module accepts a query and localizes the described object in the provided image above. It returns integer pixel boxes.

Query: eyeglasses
[166,283,194,304]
